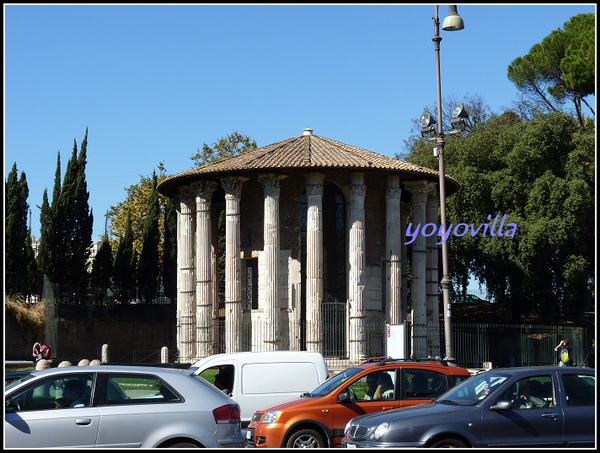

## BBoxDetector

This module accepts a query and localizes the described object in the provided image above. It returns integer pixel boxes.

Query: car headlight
[344,420,352,435]
[261,411,280,424]
[371,422,389,440]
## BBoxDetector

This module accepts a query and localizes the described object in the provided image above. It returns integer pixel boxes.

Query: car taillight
[213,403,241,424]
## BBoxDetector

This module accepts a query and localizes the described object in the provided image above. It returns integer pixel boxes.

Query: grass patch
[5,294,45,337]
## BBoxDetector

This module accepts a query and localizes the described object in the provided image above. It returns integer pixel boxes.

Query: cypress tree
[5,163,35,295]
[90,235,114,294]
[36,189,52,277]
[137,172,160,303]
[41,152,63,283]
[113,212,136,302]
[162,196,177,301]
[72,129,94,287]
[53,130,93,293]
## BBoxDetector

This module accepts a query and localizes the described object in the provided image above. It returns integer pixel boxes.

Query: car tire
[286,429,326,448]
[429,438,467,448]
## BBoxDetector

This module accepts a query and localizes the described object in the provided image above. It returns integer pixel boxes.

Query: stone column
[305,173,324,354]
[400,201,409,325]
[348,173,367,364]
[221,176,245,353]
[408,181,435,358]
[386,176,402,325]
[426,190,441,357]
[259,173,286,351]
[193,180,217,359]
[176,185,196,362]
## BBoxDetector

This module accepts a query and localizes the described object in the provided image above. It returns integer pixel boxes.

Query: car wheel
[286,429,326,448]
[429,438,467,448]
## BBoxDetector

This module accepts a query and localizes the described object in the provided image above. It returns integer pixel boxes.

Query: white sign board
[386,323,406,359]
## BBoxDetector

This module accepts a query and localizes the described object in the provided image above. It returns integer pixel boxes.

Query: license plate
[345,443,356,448]
[246,429,253,439]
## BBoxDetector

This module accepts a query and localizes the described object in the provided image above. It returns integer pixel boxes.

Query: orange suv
[245,358,471,448]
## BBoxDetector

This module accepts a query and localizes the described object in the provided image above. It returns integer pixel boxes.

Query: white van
[190,351,328,426]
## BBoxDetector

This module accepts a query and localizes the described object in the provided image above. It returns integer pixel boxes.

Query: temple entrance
[300,181,346,356]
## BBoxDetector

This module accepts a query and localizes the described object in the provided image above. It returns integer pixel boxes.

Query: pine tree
[137,172,160,303]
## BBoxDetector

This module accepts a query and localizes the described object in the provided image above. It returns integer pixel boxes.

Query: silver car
[5,365,245,448]
[342,367,595,448]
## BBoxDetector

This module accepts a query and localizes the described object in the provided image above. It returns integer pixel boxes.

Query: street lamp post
[432,5,464,363]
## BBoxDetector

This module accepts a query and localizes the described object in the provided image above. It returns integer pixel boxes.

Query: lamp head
[419,112,437,135]
[450,103,469,130]
[442,5,464,31]
[451,103,468,119]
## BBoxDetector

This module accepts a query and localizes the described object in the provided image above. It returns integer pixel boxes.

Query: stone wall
[5,309,39,361]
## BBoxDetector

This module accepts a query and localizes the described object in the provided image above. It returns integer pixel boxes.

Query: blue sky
[4,3,596,242]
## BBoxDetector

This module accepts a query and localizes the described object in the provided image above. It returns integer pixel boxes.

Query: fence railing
[206,320,589,370]
[52,310,590,370]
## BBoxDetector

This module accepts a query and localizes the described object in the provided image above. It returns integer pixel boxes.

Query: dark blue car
[342,367,595,448]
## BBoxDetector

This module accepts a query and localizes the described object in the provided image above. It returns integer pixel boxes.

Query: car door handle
[76,418,93,425]
[541,413,559,420]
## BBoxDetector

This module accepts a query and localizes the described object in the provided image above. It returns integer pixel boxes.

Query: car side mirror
[490,401,513,411]
[337,391,351,404]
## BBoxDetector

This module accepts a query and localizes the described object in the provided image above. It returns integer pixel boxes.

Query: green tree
[38,130,94,296]
[190,130,257,166]
[37,152,61,279]
[162,196,177,300]
[507,13,595,130]
[137,172,161,303]
[90,235,114,290]
[404,110,594,322]
[5,163,37,296]
[107,163,169,255]
[113,212,137,302]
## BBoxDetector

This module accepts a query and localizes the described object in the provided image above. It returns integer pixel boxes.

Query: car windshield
[310,367,364,397]
[436,371,509,406]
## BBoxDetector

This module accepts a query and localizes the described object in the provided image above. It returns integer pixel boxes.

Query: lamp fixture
[442,5,464,31]
[450,103,469,129]
[419,112,437,135]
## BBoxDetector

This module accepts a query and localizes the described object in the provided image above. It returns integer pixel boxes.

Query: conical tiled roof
[158,130,459,197]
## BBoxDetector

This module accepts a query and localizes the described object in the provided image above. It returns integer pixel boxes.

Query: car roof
[191,350,326,367]
[353,358,470,374]
[17,365,192,378]
[481,366,595,373]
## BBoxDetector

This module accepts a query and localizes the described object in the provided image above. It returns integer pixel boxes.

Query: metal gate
[322,298,347,358]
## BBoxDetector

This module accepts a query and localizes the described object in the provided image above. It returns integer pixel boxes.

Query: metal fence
[210,320,590,371]
[452,323,590,368]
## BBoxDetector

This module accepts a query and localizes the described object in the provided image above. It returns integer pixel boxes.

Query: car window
[346,370,397,401]
[405,370,447,399]
[440,372,509,406]
[104,374,181,405]
[449,374,469,388]
[199,365,234,394]
[6,373,95,412]
[495,376,554,409]
[562,374,595,407]
[311,367,363,397]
